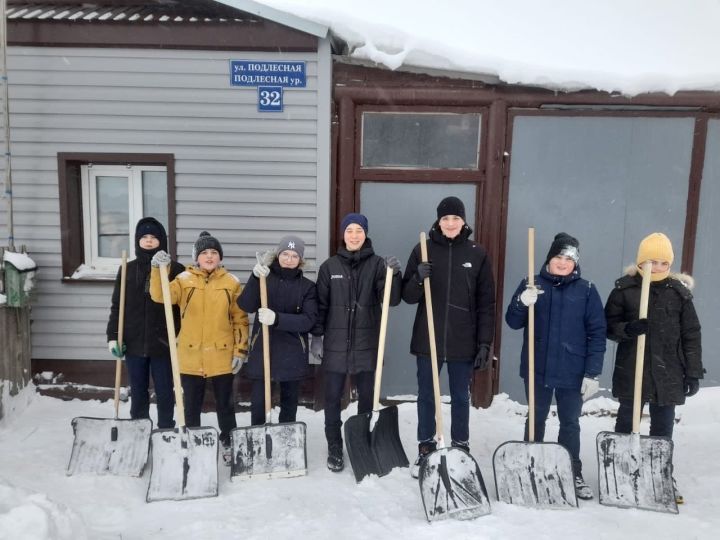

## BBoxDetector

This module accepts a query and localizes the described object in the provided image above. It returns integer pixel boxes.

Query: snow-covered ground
[1,387,719,540]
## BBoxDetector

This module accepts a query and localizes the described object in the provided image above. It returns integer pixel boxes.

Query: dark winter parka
[315,239,402,374]
[605,266,703,406]
[505,265,606,389]
[238,260,318,382]
[402,224,495,360]
[106,217,184,357]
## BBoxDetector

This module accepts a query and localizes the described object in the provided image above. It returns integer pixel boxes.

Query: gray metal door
[360,182,477,398]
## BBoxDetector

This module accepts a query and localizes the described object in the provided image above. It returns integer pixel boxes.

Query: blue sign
[230,60,306,88]
[258,86,283,112]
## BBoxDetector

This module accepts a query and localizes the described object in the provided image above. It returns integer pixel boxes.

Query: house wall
[5,45,326,361]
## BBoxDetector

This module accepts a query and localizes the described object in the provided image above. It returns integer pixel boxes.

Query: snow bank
[0,381,34,429]
[0,482,88,540]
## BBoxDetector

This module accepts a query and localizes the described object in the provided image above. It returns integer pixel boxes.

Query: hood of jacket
[135,217,168,262]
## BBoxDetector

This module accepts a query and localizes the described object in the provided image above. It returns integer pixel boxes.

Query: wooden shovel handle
[372,267,394,411]
[113,250,127,420]
[632,261,653,434]
[160,264,186,428]
[420,232,445,447]
[527,229,535,442]
[260,275,272,420]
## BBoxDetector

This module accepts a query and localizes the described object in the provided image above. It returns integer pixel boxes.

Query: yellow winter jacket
[150,265,249,377]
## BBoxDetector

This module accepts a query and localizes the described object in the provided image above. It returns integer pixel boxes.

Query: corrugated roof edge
[213,0,328,38]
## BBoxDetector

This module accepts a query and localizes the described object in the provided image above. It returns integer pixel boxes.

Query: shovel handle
[160,264,186,428]
[420,232,444,447]
[113,250,127,420]
[527,229,535,442]
[372,267,394,411]
[260,275,272,420]
[632,261,653,433]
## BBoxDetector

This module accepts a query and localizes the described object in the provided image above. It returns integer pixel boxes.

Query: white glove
[309,335,323,365]
[519,286,543,306]
[232,355,246,375]
[252,263,270,278]
[580,376,600,401]
[151,250,172,268]
[258,307,276,326]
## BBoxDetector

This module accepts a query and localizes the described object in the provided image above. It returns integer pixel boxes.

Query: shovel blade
[230,421,307,480]
[146,427,219,502]
[419,447,491,521]
[67,417,152,477]
[492,441,577,508]
[344,413,379,483]
[596,431,677,513]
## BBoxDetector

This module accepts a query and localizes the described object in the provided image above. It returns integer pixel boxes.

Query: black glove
[625,318,649,337]
[416,262,432,282]
[473,344,491,371]
[684,377,700,397]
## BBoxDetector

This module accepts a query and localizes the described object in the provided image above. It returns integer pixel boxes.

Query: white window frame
[80,164,166,274]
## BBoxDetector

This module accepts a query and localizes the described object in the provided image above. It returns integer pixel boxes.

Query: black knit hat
[192,231,223,261]
[436,196,466,220]
[545,232,579,265]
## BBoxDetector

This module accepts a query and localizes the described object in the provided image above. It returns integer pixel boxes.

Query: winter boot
[673,477,684,504]
[451,440,470,453]
[327,441,344,472]
[220,437,232,467]
[574,474,594,500]
[410,441,437,479]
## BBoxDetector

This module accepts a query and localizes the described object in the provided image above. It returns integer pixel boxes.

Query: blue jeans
[523,379,583,474]
[615,399,675,438]
[416,356,473,446]
[125,354,175,429]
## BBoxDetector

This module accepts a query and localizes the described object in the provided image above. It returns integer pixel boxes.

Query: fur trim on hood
[623,264,695,290]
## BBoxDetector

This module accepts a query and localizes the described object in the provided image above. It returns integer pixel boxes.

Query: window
[58,153,175,280]
[361,111,482,170]
[80,164,168,272]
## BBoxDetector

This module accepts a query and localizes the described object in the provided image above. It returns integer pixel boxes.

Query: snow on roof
[254,0,720,97]
[3,250,37,271]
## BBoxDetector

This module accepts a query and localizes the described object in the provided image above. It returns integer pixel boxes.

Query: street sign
[230,61,306,88]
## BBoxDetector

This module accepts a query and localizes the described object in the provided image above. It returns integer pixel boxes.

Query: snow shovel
[68,250,152,477]
[493,228,577,508]
[417,232,491,522]
[596,261,677,513]
[230,273,307,480]
[344,266,409,482]
[146,264,219,502]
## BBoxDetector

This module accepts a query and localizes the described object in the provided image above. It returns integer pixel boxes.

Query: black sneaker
[451,440,470,453]
[327,443,344,472]
[574,474,593,500]
[221,444,232,467]
[410,442,437,479]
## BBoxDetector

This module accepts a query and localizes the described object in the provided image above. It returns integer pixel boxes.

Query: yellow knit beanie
[636,232,674,266]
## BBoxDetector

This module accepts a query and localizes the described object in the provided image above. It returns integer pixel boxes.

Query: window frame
[57,153,176,281]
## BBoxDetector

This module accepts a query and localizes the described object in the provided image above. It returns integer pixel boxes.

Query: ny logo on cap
[288,241,296,249]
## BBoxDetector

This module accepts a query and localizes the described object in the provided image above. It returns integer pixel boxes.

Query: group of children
[106,197,703,502]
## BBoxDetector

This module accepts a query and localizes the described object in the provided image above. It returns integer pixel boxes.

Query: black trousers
[323,370,374,444]
[250,379,300,426]
[181,373,237,446]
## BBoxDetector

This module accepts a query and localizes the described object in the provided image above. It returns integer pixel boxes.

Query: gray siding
[6,46,325,361]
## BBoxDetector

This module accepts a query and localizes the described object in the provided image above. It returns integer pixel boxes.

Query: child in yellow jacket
[150,231,249,455]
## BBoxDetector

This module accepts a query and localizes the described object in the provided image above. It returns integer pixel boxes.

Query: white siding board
[8,45,325,362]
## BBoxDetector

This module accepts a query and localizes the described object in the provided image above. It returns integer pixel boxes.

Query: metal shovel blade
[230,421,307,480]
[344,406,409,483]
[492,441,577,508]
[419,447,491,521]
[67,417,152,477]
[146,426,219,502]
[596,431,677,513]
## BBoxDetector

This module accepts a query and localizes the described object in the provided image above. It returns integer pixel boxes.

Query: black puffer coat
[605,266,703,406]
[402,224,495,360]
[106,217,184,357]
[315,239,402,374]
[238,261,317,382]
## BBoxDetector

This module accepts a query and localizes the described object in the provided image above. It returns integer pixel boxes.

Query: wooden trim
[8,20,318,52]
[57,152,176,279]
[335,96,356,251]
[682,115,709,273]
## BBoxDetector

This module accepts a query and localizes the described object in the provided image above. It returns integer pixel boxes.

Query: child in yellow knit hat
[604,232,704,504]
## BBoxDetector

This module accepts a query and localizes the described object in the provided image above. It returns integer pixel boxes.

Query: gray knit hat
[276,235,305,259]
[192,231,223,261]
